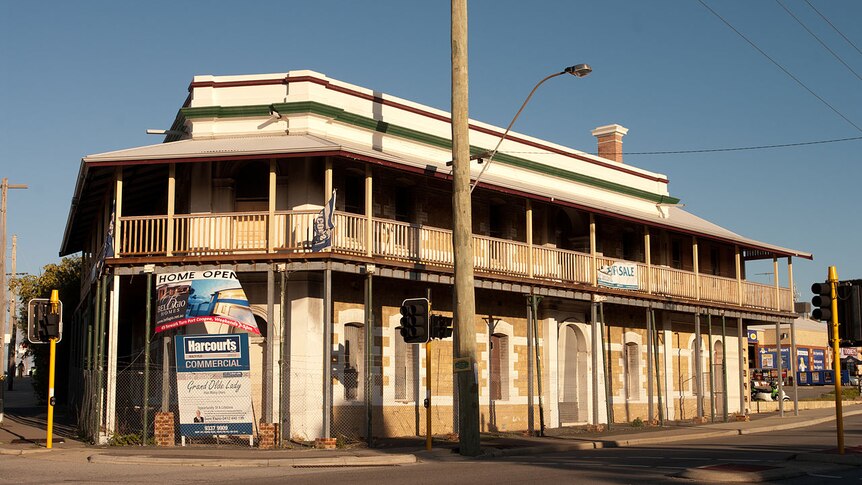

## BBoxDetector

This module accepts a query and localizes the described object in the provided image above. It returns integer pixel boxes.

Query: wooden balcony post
[590,213,597,286]
[114,167,123,258]
[268,159,276,253]
[773,257,780,311]
[526,200,533,279]
[644,226,652,294]
[735,245,742,305]
[166,163,175,257]
[325,158,333,201]
[325,158,333,250]
[787,257,794,313]
[365,166,373,257]
[692,236,700,300]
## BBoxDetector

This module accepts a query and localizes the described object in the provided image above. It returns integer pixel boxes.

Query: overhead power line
[776,0,862,82]
[805,0,862,58]
[501,134,862,157]
[698,0,862,134]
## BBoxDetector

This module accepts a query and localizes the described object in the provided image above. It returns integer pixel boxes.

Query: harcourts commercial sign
[175,334,253,437]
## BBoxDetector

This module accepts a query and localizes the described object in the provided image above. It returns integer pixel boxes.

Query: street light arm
[470,70,566,194]
[468,64,590,193]
[488,71,567,160]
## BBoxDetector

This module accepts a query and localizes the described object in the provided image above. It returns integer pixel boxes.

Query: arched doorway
[558,323,589,424]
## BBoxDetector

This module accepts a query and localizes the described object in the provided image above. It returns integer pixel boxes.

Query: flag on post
[312,189,337,252]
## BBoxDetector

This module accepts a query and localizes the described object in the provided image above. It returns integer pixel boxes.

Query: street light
[470,64,592,193]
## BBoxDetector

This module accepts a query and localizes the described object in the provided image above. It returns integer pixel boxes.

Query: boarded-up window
[394,335,415,401]
[490,334,509,401]
[625,342,640,401]
[344,323,364,401]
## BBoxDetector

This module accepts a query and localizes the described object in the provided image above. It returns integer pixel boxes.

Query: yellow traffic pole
[47,290,59,449]
[426,339,432,451]
[47,337,56,449]
[828,266,844,454]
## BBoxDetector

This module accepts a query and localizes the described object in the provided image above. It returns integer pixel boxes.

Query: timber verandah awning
[61,133,812,262]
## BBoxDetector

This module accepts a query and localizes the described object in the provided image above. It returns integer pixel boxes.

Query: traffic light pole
[47,337,56,449]
[828,266,844,455]
[46,289,60,449]
[425,339,432,451]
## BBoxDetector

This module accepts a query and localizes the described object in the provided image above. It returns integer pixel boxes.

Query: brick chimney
[591,124,629,163]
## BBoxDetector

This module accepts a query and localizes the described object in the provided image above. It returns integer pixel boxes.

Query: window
[343,323,364,401]
[622,230,637,261]
[624,342,640,401]
[489,204,505,239]
[235,162,269,211]
[394,335,416,401]
[671,239,682,269]
[394,187,414,223]
[490,334,509,401]
[710,246,721,275]
[344,175,365,215]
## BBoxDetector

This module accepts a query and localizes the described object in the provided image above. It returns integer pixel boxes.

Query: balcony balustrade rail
[114,210,793,312]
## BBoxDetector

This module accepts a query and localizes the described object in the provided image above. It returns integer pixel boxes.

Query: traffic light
[431,315,453,340]
[399,298,429,344]
[28,297,63,344]
[838,282,862,343]
[811,282,833,322]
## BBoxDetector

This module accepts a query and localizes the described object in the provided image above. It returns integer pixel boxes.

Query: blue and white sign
[759,347,791,369]
[811,349,826,370]
[797,348,810,372]
[597,262,639,290]
[747,330,758,343]
[175,334,253,437]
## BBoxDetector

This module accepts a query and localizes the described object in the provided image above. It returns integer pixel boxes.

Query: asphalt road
[2,413,860,484]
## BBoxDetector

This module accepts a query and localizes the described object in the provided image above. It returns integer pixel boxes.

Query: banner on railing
[597,262,639,290]
[175,333,254,437]
[311,189,337,252]
[155,269,261,335]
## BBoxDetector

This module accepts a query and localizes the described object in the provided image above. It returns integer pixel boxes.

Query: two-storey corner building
[60,70,810,445]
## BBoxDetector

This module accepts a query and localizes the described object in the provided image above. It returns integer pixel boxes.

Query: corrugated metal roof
[70,134,812,259]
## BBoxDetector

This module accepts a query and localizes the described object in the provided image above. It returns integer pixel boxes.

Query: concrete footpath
[2,378,862,478]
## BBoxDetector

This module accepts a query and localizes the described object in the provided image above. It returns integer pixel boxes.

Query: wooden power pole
[451,0,480,456]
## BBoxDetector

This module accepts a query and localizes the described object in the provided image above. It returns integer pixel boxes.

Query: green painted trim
[179,102,680,204]
[181,105,272,118]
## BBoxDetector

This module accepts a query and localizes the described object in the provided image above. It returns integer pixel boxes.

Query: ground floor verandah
[64,260,797,446]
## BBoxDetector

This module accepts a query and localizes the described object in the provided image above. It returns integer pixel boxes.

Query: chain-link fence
[76,329,484,448]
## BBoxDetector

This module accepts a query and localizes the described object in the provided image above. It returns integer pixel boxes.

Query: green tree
[11,256,81,403]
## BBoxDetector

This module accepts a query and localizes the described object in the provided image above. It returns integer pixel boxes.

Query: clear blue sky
[2,1,861,300]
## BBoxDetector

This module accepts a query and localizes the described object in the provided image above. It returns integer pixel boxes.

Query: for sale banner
[155,269,260,335]
[175,334,253,437]
[597,262,639,290]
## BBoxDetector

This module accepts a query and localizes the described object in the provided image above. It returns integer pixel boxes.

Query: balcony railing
[115,210,793,312]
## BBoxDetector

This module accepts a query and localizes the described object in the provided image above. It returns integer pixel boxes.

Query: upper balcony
[111,210,793,313]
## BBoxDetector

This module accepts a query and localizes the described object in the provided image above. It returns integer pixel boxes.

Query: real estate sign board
[597,262,639,290]
[155,269,260,334]
[174,333,254,437]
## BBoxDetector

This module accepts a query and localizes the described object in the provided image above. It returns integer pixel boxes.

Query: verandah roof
[61,134,812,261]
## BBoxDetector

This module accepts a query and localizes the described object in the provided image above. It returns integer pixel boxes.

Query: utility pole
[6,236,16,391]
[0,179,28,391]
[451,0,480,456]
